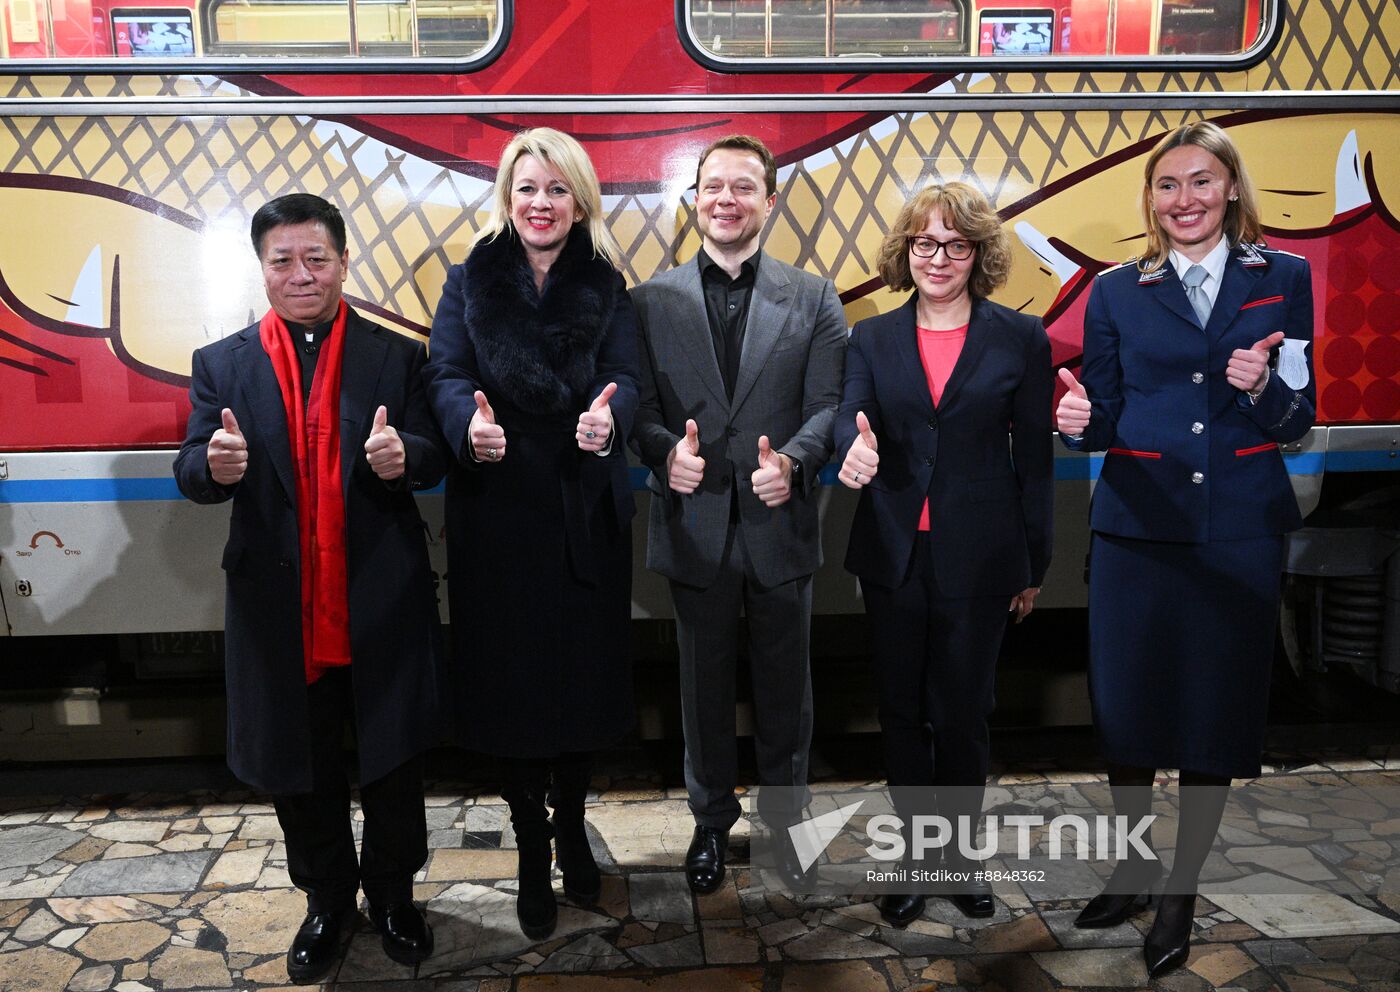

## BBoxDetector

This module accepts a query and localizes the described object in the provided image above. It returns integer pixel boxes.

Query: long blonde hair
[475,127,622,268]
[1138,122,1262,272]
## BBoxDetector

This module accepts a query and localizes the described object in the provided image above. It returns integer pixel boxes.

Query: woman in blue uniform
[1057,122,1314,978]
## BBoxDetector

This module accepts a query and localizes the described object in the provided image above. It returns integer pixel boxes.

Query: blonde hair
[875,182,1011,299]
[475,127,622,267]
[1138,121,1262,273]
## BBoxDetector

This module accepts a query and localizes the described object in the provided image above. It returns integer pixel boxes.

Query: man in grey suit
[631,135,847,893]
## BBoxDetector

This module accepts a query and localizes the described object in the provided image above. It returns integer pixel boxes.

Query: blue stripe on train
[0,449,1376,504]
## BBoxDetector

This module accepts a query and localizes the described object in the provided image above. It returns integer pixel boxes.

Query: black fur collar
[459,228,617,414]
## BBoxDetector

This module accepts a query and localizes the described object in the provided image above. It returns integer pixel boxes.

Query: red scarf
[259,302,352,684]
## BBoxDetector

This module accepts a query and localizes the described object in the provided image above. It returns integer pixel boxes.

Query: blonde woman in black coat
[424,128,640,941]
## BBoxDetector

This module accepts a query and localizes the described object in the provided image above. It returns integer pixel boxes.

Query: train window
[204,0,500,58]
[683,0,1273,64]
[689,0,967,58]
[0,0,504,63]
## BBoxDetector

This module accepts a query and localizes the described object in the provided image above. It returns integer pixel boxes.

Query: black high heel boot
[1074,859,1163,928]
[1144,892,1196,978]
[502,767,557,941]
[550,754,601,904]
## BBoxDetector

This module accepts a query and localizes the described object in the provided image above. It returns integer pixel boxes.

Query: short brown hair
[696,134,778,199]
[1138,121,1262,273]
[875,182,1011,300]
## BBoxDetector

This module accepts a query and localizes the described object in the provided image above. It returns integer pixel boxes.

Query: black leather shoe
[878,893,926,928]
[685,825,729,895]
[1144,893,1196,978]
[772,835,818,891]
[949,878,995,919]
[1074,861,1164,929]
[286,908,351,984]
[370,903,433,966]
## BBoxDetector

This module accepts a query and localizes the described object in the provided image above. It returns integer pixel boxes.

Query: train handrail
[0,90,1395,116]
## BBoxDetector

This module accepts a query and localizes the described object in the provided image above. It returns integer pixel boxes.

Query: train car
[1,0,1397,756]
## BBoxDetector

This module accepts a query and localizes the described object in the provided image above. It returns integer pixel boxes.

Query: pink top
[916,324,968,532]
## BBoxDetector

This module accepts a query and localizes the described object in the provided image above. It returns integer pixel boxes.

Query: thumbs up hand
[577,381,617,452]
[840,411,879,490]
[364,405,406,480]
[1227,331,1284,395]
[1055,368,1092,436]
[208,407,249,486]
[751,435,793,508]
[667,418,705,494]
[469,390,506,463]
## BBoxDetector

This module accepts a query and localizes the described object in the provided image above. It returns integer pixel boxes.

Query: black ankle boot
[553,818,601,904]
[1144,893,1196,978]
[551,759,601,904]
[1075,859,1163,929]
[503,775,558,941]
[514,836,558,940]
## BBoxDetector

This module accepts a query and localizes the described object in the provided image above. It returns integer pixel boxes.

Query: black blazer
[174,307,449,793]
[834,295,1053,594]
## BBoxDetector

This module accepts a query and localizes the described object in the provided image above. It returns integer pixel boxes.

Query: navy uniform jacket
[835,295,1053,593]
[1064,243,1315,542]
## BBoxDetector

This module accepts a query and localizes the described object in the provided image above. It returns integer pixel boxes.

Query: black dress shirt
[698,248,759,400]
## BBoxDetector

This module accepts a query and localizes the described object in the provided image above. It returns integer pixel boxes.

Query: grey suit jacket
[631,252,847,589]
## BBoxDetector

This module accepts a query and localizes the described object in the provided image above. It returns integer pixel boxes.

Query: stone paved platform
[1,749,1398,992]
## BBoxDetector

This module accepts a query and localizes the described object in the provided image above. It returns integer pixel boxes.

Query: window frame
[676,0,1284,74]
[1,0,512,74]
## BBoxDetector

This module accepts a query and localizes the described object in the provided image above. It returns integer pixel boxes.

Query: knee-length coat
[424,228,640,758]
[174,308,449,794]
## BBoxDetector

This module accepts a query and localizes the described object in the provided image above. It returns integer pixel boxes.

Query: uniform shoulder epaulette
[1256,244,1306,260]
[1095,258,1137,279]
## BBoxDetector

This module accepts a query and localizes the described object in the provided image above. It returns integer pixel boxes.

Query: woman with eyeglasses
[833,182,1053,927]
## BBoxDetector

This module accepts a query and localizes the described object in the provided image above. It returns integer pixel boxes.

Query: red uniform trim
[1235,442,1280,457]
[1239,295,1284,311]
[1107,447,1162,459]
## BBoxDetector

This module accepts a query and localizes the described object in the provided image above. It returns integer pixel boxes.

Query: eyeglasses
[908,236,974,260]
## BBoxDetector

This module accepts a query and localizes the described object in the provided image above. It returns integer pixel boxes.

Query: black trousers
[271,668,428,914]
[670,524,814,830]
[864,534,1009,790]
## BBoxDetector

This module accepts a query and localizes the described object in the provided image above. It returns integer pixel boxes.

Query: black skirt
[1087,531,1285,779]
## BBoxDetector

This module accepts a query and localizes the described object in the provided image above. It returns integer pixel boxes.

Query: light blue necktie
[1181,263,1211,328]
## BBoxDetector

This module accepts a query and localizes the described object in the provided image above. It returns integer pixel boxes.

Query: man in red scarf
[175,194,447,984]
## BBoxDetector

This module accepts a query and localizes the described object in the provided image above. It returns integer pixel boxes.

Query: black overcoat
[174,307,448,794]
[424,229,639,758]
